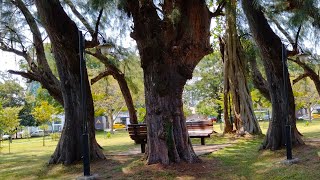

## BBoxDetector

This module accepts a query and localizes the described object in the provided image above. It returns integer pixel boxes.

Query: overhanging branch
[210,0,226,18]
[292,73,308,84]
[91,69,112,85]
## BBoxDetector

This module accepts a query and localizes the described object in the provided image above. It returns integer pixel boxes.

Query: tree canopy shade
[123,0,225,165]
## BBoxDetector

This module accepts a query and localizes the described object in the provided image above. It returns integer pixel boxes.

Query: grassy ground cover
[0,120,319,179]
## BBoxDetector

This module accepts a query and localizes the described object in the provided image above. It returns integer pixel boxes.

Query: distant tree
[18,103,36,127]
[31,101,56,146]
[0,74,24,107]
[0,106,21,136]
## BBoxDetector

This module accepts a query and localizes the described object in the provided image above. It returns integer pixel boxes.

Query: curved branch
[64,0,94,36]
[64,0,102,48]
[12,0,52,73]
[289,57,320,96]
[210,0,226,18]
[292,73,308,84]
[87,51,138,124]
[7,70,40,81]
[0,42,34,68]
[91,69,112,85]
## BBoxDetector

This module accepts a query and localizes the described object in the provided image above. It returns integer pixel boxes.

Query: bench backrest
[186,120,213,133]
[128,124,147,143]
[128,120,213,141]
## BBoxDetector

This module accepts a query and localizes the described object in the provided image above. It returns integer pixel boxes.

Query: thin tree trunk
[220,37,233,133]
[35,0,104,164]
[242,0,304,149]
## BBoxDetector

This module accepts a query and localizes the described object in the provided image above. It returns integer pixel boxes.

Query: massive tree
[34,0,104,164]
[124,1,225,164]
[242,0,304,150]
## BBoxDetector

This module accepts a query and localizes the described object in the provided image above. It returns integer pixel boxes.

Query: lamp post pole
[79,30,91,176]
[282,44,293,160]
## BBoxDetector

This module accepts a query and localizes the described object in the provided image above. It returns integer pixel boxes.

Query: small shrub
[50,133,61,141]
[22,131,30,139]
[107,132,111,138]
[305,121,310,126]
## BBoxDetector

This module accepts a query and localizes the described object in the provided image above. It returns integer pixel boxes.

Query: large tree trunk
[225,0,261,135]
[35,0,104,164]
[125,0,222,165]
[144,63,199,164]
[242,0,304,149]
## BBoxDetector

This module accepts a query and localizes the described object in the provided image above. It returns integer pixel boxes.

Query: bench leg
[141,143,146,153]
[201,138,205,145]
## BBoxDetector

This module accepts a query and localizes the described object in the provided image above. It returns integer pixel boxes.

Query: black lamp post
[78,30,91,176]
[281,44,292,160]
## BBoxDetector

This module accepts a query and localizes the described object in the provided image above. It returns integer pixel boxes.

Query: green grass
[206,120,320,180]
[0,130,138,179]
[0,121,319,179]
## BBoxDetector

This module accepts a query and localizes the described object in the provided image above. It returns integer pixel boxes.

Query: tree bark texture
[35,0,105,164]
[242,0,304,149]
[248,55,271,101]
[225,1,261,135]
[219,37,233,133]
[125,0,216,165]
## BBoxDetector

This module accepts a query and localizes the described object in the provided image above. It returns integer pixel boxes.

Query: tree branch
[210,0,226,18]
[64,0,94,36]
[64,0,100,48]
[95,9,103,37]
[7,70,39,81]
[268,15,294,44]
[0,42,34,66]
[12,0,52,73]
[292,73,308,84]
[91,69,112,85]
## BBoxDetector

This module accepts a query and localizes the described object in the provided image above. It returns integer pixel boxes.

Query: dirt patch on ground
[91,156,221,180]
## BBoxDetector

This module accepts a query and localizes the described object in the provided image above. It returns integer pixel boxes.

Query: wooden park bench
[128,120,213,153]
[186,120,214,145]
[128,124,147,153]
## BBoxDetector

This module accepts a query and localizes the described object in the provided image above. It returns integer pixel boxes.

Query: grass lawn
[0,120,319,179]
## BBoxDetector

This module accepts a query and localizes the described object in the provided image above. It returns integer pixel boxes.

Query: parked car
[297,114,310,120]
[2,134,10,140]
[30,130,46,137]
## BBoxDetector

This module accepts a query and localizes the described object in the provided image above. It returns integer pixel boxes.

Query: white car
[30,130,45,137]
[2,134,10,140]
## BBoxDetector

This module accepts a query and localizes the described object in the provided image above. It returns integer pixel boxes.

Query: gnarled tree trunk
[125,0,224,165]
[35,0,104,164]
[225,0,261,135]
[242,0,304,149]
